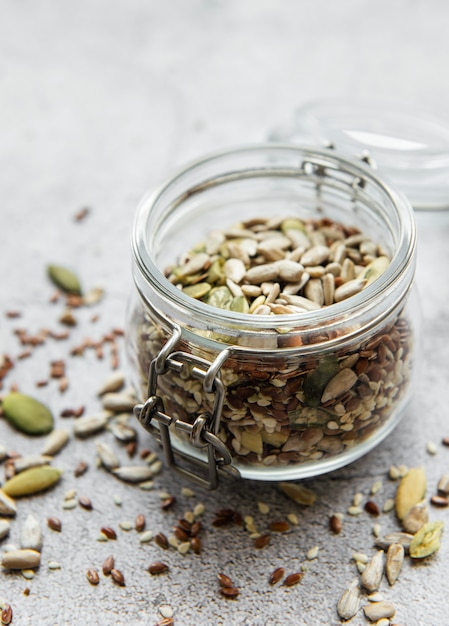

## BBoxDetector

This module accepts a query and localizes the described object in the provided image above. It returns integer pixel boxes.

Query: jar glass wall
[127,145,418,485]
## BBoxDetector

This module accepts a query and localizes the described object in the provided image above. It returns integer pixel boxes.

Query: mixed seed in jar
[135,215,412,468]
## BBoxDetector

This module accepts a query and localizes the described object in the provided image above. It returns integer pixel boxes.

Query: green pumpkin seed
[47,264,82,295]
[281,218,307,233]
[2,392,54,435]
[409,520,444,558]
[182,283,211,299]
[207,286,233,310]
[361,256,390,286]
[2,466,63,497]
[230,295,249,314]
[303,357,339,406]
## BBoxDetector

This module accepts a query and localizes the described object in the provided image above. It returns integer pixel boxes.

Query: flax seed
[47,517,62,532]
[135,514,145,532]
[148,561,169,575]
[102,555,114,576]
[111,569,125,586]
[78,496,93,510]
[220,587,239,599]
[283,572,303,587]
[155,532,169,550]
[100,527,117,540]
[269,567,285,585]
[254,533,270,549]
[86,568,100,585]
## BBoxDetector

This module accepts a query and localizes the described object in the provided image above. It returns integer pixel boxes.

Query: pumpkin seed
[182,283,211,299]
[47,264,82,295]
[41,429,70,456]
[375,532,414,554]
[2,467,62,497]
[409,520,444,559]
[1,549,41,570]
[20,514,42,552]
[0,491,16,516]
[2,392,54,435]
[395,466,427,520]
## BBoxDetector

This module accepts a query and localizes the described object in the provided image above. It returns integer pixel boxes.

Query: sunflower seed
[337,578,361,621]
[20,514,42,551]
[321,368,357,403]
[2,467,62,497]
[96,442,120,471]
[395,466,427,520]
[245,263,279,284]
[178,252,210,277]
[361,550,384,592]
[279,482,316,506]
[41,429,70,456]
[385,543,404,586]
[1,549,41,570]
[108,422,137,443]
[363,601,396,622]
[334,278,366,302]
[0,520,10,541]
[437,473,449,496]
[97,372,125,396]
[2,392,54,435]
[73,412,110,438]
[13,455,52,474]
[101,393,135,413]
[112,466,155,483]
[375,532,414,554]
[0,490,16,516]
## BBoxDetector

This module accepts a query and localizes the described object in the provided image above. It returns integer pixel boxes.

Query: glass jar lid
[269,99,449,211]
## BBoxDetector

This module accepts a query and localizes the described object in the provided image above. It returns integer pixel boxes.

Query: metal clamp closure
[134,345,239,489]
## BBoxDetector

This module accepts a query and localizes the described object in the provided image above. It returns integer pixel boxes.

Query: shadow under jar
[127,144,419,489]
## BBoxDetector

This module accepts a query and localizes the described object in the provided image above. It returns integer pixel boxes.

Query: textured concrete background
[2,1,449,625]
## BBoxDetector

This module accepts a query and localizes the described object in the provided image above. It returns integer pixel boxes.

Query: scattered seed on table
[113,494,122,506]
[306,546,319,560]
[102,555,115,576]
[287,513,299,526]
[283,572,303,587]
[20,514,42,552]
[63,498,77,510]
[148,561,169,575]
[86,568,100,585]
[190,537,201,554]
[1,549,40,570]
[330,514,343,534]
[111,568,125,586]
[365,500,380,516]
[119,521,133,531]
[139,531,153,544]
[217,573,234,588]
[220,587,239,599]
[155,532,169,549]
[47,517,62,532]
[47,561,61,570]
[1,603,13,625]
[383,498,395,514]
[101,527,117,540]
[159,605,174,619]
[78,496,93,510]
[269,521,290,532]
[430,495,449,508]
[269,567,285,585]
[426,441,438,455]
[134,514,145,532]
[161,496,176,511]
[254,534,270,549]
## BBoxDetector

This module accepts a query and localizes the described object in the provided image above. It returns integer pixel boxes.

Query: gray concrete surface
[2,1,449,624]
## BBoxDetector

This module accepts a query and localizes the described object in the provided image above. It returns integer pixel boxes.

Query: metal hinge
[133,327,240,489]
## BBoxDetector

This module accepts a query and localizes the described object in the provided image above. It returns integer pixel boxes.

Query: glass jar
[127,144,419,488]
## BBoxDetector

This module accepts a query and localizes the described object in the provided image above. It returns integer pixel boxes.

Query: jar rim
[132,143,416,344]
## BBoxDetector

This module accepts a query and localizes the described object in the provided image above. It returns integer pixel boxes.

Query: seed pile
[166,216,390,314]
